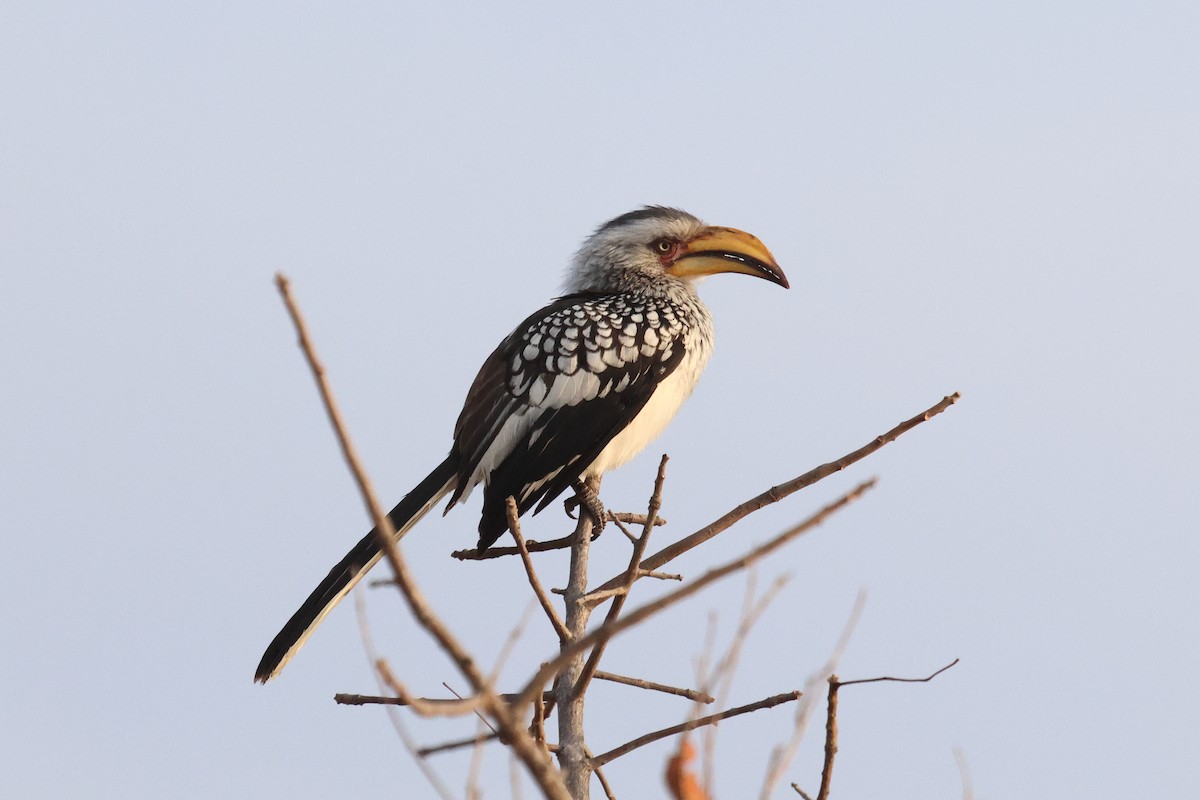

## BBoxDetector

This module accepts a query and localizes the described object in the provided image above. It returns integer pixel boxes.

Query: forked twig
[518,480,875,710]
[574,454,669,698]
[811,659,960,800]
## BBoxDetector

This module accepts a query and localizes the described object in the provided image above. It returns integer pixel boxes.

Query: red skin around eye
[657,241,682,266]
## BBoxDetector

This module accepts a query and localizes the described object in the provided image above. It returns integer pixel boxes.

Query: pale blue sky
[2,2,1197,798]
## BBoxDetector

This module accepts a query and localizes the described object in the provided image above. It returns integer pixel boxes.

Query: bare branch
[442,680,499,737]
[610,512,668,527]
[610,515,639,543]
[815,675,839,800]
[836,658,959,688]
[811,659,960,800]
[520,480,876,710]
[591,691,802,767]
[335,689,552,709]
[586,747,619,800]
[640,569,682,581]
[276,274,570,800]
[452,511,667,562]
[555,477,601,798]
[419,732,501,758]
[507,498,571,643]
[575,455,669,698]
[278,273,479,682]
[594,670,715,704]
[791,783,813,799]
[453,534,576,561]
[400,695,551,758]
[347,665,483,718]
[581,587,626,607]
[591,393,959,595]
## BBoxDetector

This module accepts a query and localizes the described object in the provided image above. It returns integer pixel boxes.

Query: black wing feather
[448,292,604,507]
[449,291,690,551]
[474,343,683,550]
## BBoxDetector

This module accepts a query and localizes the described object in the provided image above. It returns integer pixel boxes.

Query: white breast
[585,324,712,477]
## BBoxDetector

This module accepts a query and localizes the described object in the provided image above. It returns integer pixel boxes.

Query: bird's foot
[567,480,606,538]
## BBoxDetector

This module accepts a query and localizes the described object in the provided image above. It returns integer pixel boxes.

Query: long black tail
[255,454,458,683]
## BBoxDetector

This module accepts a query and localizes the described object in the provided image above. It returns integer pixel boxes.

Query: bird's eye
[653,238,675,254]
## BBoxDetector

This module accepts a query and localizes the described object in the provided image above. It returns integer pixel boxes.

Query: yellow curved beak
[666,226,788,289]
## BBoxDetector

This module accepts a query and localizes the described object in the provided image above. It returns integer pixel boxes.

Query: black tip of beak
[766,263,790,290]
[694,250,790,289]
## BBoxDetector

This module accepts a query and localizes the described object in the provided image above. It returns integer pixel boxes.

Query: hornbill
[255,206,788,683]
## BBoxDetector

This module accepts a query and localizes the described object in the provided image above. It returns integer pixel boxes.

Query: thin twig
[591,691,802,767]
[452,512,667,561]
[507,498,570,643]
[443,680,498,736]
[581,587,626,607]
[453,534,575,561]
[335,691,471,712]
[419,732,501,758]
[640,570,682,581]
[836,658,959,687]
[275,274,570,800]
[591,393,959,595]
[519,480,876,711]
[791,783,813,799]
[334,690,551,708]
[610,515,639,544]
[609,512,668,526]
[594,670,714,704]
[575,455,669,698]
[377,663,482,718]
[811,659,960,800]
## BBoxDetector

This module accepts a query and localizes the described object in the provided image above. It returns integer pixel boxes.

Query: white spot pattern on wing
[506,294,692,411]
[457,289,715,504]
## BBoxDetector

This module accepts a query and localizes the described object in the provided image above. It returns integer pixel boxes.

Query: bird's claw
[569,480,607,538]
